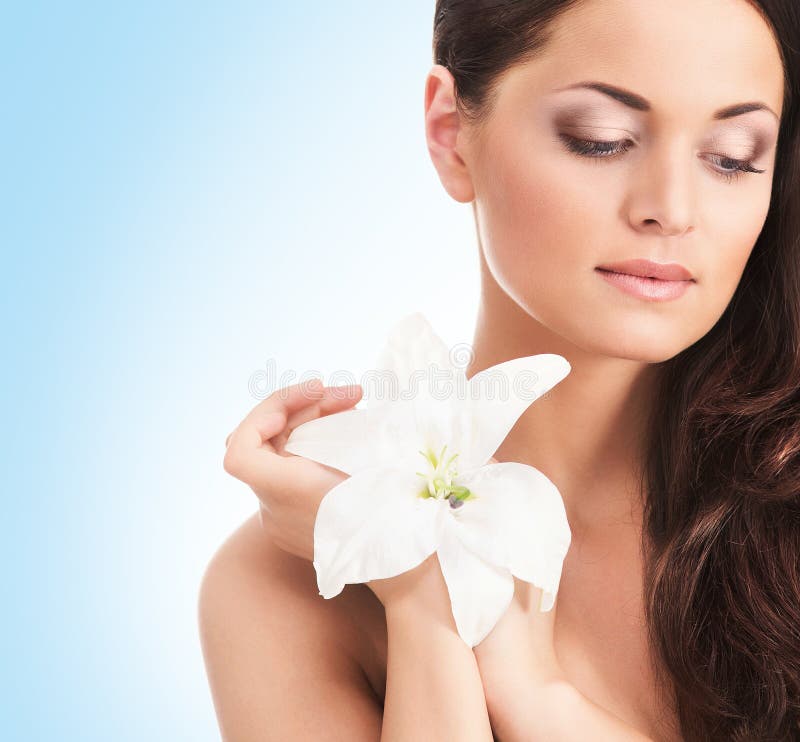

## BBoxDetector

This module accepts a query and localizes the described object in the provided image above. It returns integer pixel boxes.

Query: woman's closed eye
[557,132,766,183]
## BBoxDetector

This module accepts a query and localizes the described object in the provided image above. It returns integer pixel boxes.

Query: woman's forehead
[498,0,785,124]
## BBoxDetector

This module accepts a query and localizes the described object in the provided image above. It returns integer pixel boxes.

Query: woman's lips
[595,268,694,301]
[595,258,694,281]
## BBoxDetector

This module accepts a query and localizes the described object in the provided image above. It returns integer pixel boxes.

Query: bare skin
[201,507,673,740]
[204,370,672,738]
[422,0,782,731]
[330,508,669,738]
[201,0,786,740]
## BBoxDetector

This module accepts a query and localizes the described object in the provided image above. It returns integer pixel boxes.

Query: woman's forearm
[472,579,656,742]
[380,596,495,741]
[499,679,656,742]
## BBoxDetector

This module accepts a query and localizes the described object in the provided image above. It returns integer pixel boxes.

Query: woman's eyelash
[557,133,766,183]
[559,134,635,158]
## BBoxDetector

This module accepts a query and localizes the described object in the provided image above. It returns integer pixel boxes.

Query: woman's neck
[467,263,661,540]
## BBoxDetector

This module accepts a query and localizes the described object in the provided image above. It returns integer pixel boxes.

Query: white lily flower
[284,313,573,647]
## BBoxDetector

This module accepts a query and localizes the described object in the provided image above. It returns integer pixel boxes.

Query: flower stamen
[416,445,475,507]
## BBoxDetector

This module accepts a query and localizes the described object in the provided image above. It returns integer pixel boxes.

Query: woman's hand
[365,551,453,612]
[473,577,568,738]
[222,379,363,562]
[471,452,570,737]
[223,377,454,613]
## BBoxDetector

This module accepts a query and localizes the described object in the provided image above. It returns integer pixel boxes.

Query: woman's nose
[626,143,697,237]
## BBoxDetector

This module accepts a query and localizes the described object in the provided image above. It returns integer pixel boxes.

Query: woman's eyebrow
[552,80,779,122]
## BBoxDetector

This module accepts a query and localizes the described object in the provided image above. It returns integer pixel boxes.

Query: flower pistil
[415,444,476,509]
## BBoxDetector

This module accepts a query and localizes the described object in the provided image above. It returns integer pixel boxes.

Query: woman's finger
[224,382,362,449]
[243,378,326,445]
[286,383,362,430]
[226,379,324,450]
[274,383,363,452]
[223,381,362,492]
[224,380,323,470]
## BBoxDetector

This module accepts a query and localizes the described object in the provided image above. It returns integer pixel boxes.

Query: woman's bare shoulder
[198,509,378,657]
[197,509,386,738]
[199,510,320,604]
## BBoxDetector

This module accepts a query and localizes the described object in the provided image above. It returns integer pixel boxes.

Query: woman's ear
[424,64,476,203]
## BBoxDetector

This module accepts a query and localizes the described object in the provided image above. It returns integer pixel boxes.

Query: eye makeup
[552,102,638,133]
[545,81,779,155]
[556,130,766,184]
[549,101,775,184]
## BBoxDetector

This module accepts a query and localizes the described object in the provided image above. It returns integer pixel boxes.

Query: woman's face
[435,0,785,363]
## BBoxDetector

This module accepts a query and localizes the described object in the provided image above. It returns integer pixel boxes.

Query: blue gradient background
[2,2,480,740]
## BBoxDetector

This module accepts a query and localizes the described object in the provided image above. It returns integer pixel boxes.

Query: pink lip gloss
[595,268,694,301]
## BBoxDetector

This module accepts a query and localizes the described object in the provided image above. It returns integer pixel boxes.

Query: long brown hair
[433,1,800,739]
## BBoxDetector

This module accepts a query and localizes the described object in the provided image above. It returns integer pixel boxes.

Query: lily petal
[313,465,441,598]
[284,401,421,475]
[448,462,571,612]
[457,354,571,469]
[406,392,467,461]
[436,513,515,647]
[366,312,455,412]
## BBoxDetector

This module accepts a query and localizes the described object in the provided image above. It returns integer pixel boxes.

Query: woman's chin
[566,323,695,364]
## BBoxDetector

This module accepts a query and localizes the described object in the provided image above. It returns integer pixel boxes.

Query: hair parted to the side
[433,1,800,740]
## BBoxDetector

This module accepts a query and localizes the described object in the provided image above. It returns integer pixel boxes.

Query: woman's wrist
[367,552,453,615]
[379,559,495,741]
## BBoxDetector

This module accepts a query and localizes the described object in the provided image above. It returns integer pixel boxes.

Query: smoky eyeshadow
[553,103,624,126]
[548,100,639,135]
[552,104,775,155]
[713,124,776,157]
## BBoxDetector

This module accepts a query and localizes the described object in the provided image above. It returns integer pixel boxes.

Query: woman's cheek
[486,151,601,261]
[479,180,573,301]
[700,192,771,324]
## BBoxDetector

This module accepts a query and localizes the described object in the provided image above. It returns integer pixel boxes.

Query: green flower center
[415,444,475,508]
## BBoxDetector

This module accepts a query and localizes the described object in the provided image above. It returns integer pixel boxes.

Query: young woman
[199,1,800,739]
